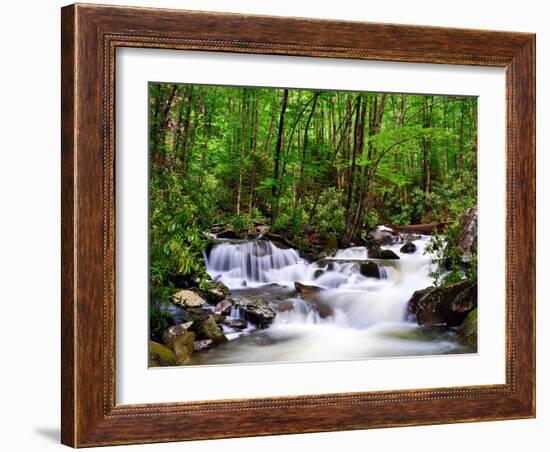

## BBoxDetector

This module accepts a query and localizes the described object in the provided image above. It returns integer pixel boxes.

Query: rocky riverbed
[150,215,478,367]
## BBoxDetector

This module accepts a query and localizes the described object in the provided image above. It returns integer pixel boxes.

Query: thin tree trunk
[180,86,193,168]
[272,89,289,199]
[236,89,247,214]
[248,91,259,214]
[296,93,320,207]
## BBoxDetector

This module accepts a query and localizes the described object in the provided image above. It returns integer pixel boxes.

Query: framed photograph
[61,3,535,447]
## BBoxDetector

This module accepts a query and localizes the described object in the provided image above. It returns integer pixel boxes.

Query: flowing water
[195,230,471,365]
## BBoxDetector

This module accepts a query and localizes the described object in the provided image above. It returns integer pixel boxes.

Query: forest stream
[188,230,472,365]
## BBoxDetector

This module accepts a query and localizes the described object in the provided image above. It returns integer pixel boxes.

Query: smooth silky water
[195,232,469,365]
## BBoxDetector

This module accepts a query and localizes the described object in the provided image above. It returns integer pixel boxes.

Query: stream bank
[150,221,478,367]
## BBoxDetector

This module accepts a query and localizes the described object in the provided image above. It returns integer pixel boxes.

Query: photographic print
[148,83,478,367]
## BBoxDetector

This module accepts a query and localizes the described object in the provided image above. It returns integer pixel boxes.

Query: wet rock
[214,298,233,315]
[162,321,193,345]
[400,241,417,254]
[222,318,248,330]
[380,249,400,259]
[402,233,422,242]
[313,251,327,261]
[202,280,230,303]
[171,289,207,308]
[368,245,400,260]
[368,228,400,245]
[171,331,196,365]
[458,308,478,349]
[193,339,214,352]
[189,316,228,344]
[177,307,211,323]
[294,282,323,299]
[314,269,324,278]
[359,261,382,278]
[294,282,333,318]
[408,280,477,326]
[232,297,277,328]
[149,341,177,367]
[273,300,295,312]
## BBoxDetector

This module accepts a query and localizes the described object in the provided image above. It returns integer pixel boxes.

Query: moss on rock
[458,308,478,350]
[149,341,177,367]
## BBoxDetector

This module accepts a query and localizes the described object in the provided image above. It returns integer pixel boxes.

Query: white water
[199,229,467,365]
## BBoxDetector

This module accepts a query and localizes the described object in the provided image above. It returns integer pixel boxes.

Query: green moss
[458,308,478,350]
[149,340,177,367]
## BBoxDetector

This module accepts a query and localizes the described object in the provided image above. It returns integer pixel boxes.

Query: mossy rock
[162,321,193,345]
[190,316,228,344]
[408,280,477,326]
[202,280,230,304]
[458,308,478,350]
[149,341,177,367]
[171,331,196,365]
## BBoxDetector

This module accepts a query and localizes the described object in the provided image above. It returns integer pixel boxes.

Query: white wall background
[0,1,545,451]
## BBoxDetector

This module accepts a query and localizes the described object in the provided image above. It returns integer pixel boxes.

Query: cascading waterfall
[205,235,435,326]
[206,240,311,287]
[195,232,465,365]
[197,231,468,364]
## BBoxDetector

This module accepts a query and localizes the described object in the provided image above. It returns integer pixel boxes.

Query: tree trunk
[272,89,289,199]
[236,89,247,214]
[180,86,193,168]
[248,91,259,214]
[296,93,320,207]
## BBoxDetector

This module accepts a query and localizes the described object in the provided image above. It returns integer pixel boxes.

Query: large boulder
[162,321,193,345]
[214,298,233,315]
[368,245,400,260]
[201,280,230,304]
[170,331,196,365]
[458,308,478,349]
[408,280,477,326]
[170,331,195,366]
[400,242,417,254]
[174,307,211,323]
[193,339,214,352]
[171,289,206,308]
[189,316,228,344]
[294,282,333,318]
[446,207,478,261]
[222,318,248,330]
[368,228,400,245]
[149,341,177,367]
[358,262,382,279]
[232,297,277,328]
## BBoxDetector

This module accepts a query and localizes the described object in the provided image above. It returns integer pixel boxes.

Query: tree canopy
[149,83,477,288]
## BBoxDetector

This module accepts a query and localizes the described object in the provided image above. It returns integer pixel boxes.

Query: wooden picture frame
[61,3,535,447]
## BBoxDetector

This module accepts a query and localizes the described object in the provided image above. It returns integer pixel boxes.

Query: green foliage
[384,171,476,225]
[149,292,174,339]
[309,188,346,237]
[149,84,478,290]
[149,167,209,292]
[425,221,477,287]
